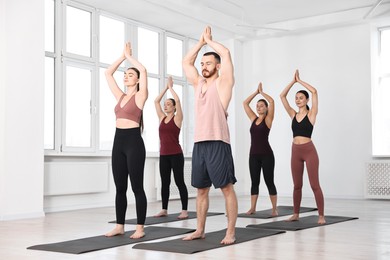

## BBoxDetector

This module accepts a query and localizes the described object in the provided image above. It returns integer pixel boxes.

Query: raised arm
[203,26,234,90]
[295,70,318,123]
[203,26,234,111]
[280,70,298,119]
[243,86,259,123]
[182,30,206,86]
[154,80,169,122]
[105,47,126,101]
[124,42,148,109]
[259,83,275,128]
[167,78,183,128]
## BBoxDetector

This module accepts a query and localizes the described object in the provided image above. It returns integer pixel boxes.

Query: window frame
[44,0,195,157]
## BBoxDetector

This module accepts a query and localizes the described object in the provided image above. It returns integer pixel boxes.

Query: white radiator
[155,160,197,200]
[44,162,110,196]
[365,161,390,199]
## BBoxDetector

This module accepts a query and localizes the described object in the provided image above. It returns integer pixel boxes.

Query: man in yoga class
[182,26,238,245]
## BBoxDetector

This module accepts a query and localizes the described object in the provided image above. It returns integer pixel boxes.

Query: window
[45,0,193,156]
[138,27,159,75]
[64,64,93,149]
[372,27,390,156]
[143,77,160,152]
[65,5,92,57]
[99,15,125,65]
[166,36,183,77]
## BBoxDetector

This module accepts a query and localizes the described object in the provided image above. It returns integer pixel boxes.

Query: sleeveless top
[159,116,182,155]
[194,78,230,144]
[292,114,313,138]
[250,118,273,155]
[114,94,142,123]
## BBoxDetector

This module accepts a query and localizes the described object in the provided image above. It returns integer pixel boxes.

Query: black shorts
[191,141,236,189]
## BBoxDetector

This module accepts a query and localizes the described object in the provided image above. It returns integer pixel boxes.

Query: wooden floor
[0,195,389,260]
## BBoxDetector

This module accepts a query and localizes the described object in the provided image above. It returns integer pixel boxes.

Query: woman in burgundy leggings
[280,70,325,224]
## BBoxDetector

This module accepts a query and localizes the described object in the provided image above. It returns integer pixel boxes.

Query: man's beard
[202,68,217,78]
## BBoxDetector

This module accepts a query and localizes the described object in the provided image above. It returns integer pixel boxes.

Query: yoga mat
[133,227,285,254]
[246,215,358,231]
[27,226,195,254]
[238,205,317,219]
[109,211,224,225]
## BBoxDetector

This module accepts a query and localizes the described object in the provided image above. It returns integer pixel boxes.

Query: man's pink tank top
[194,78,230,144]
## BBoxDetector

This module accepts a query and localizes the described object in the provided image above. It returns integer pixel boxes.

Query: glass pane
[99,16,124,64]
[138,28,159,74]
[99,68,124,150]
[167,37,183,77]
[142,77,159,152]
[45,0,54,52]
[44,57,55,150]
[65,66,91,147]
[380,29,390,74]
[66,6,91,57]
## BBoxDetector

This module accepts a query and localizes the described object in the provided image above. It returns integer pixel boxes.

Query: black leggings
[249,154,277,195]
[111,128,147,225]
[159,153,188,210]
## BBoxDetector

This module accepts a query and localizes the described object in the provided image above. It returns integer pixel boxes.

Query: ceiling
[76,0,390,40]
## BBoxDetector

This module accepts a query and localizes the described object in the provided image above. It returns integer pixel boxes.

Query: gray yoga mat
[238,205,317,219]
[109,211,224,225]
[246,215,358,231]
[27,226,195,254]
[132,227,285,254]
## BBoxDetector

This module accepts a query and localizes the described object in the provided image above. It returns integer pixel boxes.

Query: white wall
[43,156,160,212]
[0,0,45,220]
[237,23,372,200]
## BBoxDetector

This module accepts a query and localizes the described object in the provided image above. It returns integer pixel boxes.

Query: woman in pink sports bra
[280,69,325,225]
[104,42,148,239]
[153,76,188,220]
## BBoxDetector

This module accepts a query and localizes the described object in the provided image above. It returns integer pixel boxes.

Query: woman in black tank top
[280,70,325,225]
[243,82,278,216]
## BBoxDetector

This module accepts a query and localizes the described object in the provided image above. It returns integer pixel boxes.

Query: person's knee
[221,183,236,195]
[197,187,209,197]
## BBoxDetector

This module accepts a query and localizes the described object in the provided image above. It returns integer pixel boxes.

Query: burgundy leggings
[291,141,324,216]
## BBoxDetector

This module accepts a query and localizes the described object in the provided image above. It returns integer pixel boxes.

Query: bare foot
[285,214,299,222]
[130,225,145,239]
[318,215,326,224]
[105,225,125,237]
[154,210,168,217]
[271,209,278,217]
[221,234,236,245]
[182,230,205,241]
[177,210,188,219]
[246,209,256,215]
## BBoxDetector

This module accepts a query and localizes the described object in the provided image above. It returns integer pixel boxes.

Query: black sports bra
[292,114,313,138]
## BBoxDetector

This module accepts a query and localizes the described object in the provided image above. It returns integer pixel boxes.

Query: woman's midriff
[116,118,139,129]
[293,136,312,145]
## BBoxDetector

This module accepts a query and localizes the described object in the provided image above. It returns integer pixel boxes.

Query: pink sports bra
[114,94,142,123]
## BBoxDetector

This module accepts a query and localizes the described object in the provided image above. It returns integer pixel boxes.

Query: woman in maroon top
[243,82,278,216]
[154,76,188,219]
